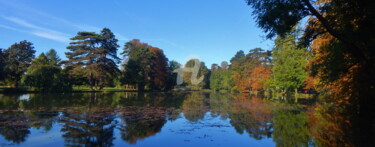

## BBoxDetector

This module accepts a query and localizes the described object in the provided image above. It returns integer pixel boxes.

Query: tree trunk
[294,89,298,103]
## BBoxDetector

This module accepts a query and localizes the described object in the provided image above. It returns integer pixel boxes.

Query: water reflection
[0,112,30,143]
[60,109,117,146]
[230,96,273,140]
[118,106,173,144]
[0,92,373,146]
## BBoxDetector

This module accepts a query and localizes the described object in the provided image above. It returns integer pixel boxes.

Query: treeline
[0,27,315,93]
[0,28,179,92]
[209,30,312,97]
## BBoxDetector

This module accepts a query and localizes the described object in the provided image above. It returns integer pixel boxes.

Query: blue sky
[0,0,273,67]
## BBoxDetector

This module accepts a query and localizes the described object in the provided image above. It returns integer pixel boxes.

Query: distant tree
[230,48,271,92]
[168,60,181,73]
[23,51,72,92]
[210,68,233,91]
[246,48,271,68]
[229,50,245,71]
[271,34,307,95]
[220,61,228,69]
[249,66,271,93]
[211,63,219,71]
[45,49,61,66]
[243,48,271,92]
[209,68,221,91]
[3,40,35,87]
[230,50,246,91]
[230,50,245,62]
[64,28,120,90]
[0,48,5,81]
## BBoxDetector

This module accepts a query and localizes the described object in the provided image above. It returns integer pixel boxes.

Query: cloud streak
[0,1,128,42]
[1,16,70,43]
[32,32,69,43]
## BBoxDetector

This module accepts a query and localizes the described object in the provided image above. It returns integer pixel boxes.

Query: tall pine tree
[65,28,120,90]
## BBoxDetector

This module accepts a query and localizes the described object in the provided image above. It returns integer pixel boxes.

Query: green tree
[271,34,307,98]
[229,50,246,91]
[210,64,233,91]
[65,28,120,90]
[0,48,5,82]
[229,50,245,72]
[45,49,61,66]
[23,51,72,92]
[211,63,219,71]
[2,41,36,87]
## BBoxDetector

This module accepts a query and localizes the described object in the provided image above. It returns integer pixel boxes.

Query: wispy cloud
[1,16,70,42]
[0,24,24,32]
[0,0,129,43]
[32,32,69,43]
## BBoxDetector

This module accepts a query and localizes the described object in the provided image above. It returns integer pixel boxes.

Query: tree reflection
[306,102,375,147]
[0,94,23,110]
[229,95,273,140]
[26,111,58,132]
[182,92,208,122]
[0,110,59,144]
[1,92,373,146]
[272,108,311,147]
[60,109,117,147]
[209,92,232,120]
[0,113,30,144]
[118,106,173,144]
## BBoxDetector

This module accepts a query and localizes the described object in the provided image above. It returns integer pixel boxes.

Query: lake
[0,92,370,146]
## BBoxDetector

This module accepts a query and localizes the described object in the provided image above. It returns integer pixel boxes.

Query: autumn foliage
[249,66,271,91]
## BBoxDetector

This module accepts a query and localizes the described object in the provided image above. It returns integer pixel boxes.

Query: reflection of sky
[0,124,64,146]
[0,112,275,146]
[18,95,30,101]
[22,128,64,147]
[115,112,275,147]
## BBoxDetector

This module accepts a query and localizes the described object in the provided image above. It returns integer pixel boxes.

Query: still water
[0,92,366,146]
